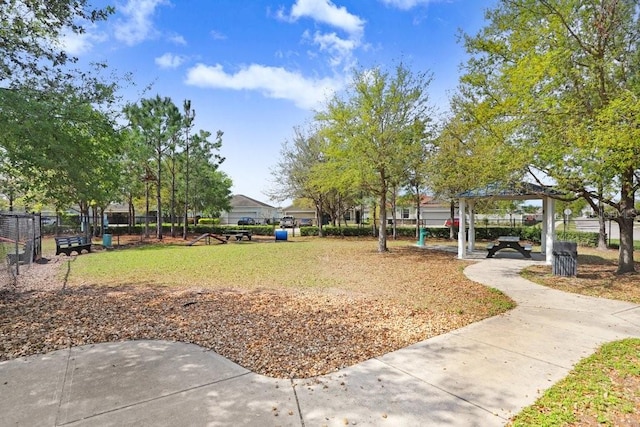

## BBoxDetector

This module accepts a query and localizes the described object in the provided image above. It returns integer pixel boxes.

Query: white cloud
[379,0,435,10]
[185,63,344,110]
[307,31,358,68]
[210,30,227,40]
[114,0,169,46]
[169,34,187,45]
[286,0,365,37]
[280,0,365,70]
[155,53,185,69]
[58,27,107,56]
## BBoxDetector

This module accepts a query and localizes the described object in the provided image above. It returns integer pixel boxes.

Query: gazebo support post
[458,199,467,259]
[543,196,555,265]
[468,200,476,253]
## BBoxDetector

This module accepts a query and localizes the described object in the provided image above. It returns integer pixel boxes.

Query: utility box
[552,241,577,276]
[417,228,429,247]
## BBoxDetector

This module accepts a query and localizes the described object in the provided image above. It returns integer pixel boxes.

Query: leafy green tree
[402,118,436,237]
[118,129,152,230]
[457,0,639,273]
[1,1,118,182]
[182,100,195,238]
[428,110,507,238]
[0,85,122,229]
[187,132,230,219]
[270,125,335,236]
[184,129,227,222]
[1,0,113,85]
[317,63,435,252]
[125,96,182,239]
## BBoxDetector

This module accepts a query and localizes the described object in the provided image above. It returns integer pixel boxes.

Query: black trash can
[552,241,578,276]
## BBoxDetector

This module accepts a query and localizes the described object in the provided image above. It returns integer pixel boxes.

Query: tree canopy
[453,0,639,273]
[271,63,436,251]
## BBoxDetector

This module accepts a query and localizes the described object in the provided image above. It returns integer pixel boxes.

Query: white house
[282,195,453,226]
[220,194,280,225]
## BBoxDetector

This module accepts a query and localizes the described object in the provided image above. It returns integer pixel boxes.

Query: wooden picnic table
[486,236,532,258]
[222,230,252,241]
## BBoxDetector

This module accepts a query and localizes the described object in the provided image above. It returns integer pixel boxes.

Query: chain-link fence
[0,212,42,288]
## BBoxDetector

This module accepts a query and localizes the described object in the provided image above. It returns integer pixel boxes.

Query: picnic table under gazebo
[456,182,560,265]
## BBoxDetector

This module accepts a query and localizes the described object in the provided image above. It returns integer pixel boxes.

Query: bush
[264,224,601,247]
[556,231,599,247]
[300,226,319,236]
[189,224,277,236]
[198,218,219,225]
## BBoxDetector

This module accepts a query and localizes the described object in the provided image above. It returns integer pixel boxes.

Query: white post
[541,197,548,255]
[545,197,555,265]
[468,200,476,253]
[458,198,467,259]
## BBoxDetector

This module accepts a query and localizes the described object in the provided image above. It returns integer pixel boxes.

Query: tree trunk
[92,205,99,237]
[616,177,636,274]
[415,188,421,239]
[597,214,608,250]
[170,163,176,238]
[183,150,189,239]
[128,194,135,234]
[156,154,163,240]
[315,195,324,237]
[145,180,150,238]
[371,201,378,238]
[315,203,324,237]
[378,191,388,253]
[617,217,635,274]
[390,187,397,240]
[100,207,106,236]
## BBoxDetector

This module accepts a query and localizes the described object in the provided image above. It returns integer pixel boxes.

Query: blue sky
[62,0,496,206]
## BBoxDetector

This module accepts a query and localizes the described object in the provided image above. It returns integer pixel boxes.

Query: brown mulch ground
[3,239,636,382]
[1,283,463,378]
[0,237,511,379]
[523,251,640,304]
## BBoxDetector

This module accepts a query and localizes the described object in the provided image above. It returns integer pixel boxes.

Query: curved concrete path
[1,258,639,426]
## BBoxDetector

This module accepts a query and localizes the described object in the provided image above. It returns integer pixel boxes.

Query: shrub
[556,231,599,247]
[198,218,219,225]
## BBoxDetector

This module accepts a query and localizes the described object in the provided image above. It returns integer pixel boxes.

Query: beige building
[281,196,453,227]
[220,194,280,225]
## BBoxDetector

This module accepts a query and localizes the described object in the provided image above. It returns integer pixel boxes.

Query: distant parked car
[41,217,57,226]
[279,216,296,228]
[299,218,313,227]
[237,217,256,226]
[444,218,460,227]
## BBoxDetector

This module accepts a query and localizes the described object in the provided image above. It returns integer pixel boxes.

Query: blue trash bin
[103,233,112,248]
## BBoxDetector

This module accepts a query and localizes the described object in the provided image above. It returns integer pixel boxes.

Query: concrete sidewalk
[1,257,639,426]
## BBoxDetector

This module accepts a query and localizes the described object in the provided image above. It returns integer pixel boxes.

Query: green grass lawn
[510,338,640,426]
[55,236,510,314]
[62,238,399,290]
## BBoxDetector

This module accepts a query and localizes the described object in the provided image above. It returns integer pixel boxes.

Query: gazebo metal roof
[458,182,561,201]
[456,181,559,265]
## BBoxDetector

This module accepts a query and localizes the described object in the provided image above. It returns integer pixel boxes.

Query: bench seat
[55,236,92,256]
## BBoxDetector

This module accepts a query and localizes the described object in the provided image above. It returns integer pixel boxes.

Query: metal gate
[0,212,42,287]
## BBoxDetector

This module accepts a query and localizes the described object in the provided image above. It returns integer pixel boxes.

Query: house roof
[419,195,449,207]
[458,182,561,201]
[230,194,276,209]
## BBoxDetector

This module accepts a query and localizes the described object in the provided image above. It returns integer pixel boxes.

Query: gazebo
[456,182,560,264]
